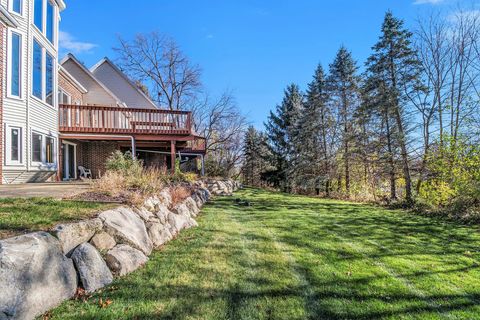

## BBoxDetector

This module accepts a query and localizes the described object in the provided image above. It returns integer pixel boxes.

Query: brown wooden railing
[185,137,206,152]
[59,104,192,135]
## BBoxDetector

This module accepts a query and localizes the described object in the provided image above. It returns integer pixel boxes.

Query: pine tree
[296,64,335,195]
[327,46,360,196]
[366,11,422,204]
[264,84,304,192]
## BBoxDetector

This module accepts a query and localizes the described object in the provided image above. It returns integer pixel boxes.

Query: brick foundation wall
[79,142,119,178]
[0,23,4,184]
[58,71,84,104]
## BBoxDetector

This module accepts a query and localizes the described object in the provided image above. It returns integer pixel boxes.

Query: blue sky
[59,0,475,128]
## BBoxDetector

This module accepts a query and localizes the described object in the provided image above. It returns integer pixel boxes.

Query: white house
[1,0,66,184]
[1,1,205,184]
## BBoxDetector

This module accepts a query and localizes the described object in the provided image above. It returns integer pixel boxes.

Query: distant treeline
[242,10,480,218]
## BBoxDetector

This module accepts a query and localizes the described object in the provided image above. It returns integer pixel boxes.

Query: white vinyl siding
[1,0,61,182]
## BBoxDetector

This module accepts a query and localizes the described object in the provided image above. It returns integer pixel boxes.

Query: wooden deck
[59,104,192,135]
[58,104,206,153]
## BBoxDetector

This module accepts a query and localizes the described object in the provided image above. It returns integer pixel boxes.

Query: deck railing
[59,104,192,135]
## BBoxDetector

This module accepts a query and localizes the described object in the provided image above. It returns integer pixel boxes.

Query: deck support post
[200,154,205,176]
[171,140,176,174]
[130,136,136,159]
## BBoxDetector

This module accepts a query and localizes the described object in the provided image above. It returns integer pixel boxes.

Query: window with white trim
[5,126,23,165]
[10,0,23,15]
[9,32,22,98]
[32,132,42,162]
[33,0,56,44]
[32,39,56,106]
[58,88,71,104]
[31,132,56,164]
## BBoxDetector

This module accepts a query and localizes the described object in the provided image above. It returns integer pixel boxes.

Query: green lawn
[0,198,113,239]
[48,188,480,319]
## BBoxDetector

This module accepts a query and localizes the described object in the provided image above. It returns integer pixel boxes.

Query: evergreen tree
[366,11,422,203]
[327,46,360,196]
[297,64,335,195]
[242,126,271,186]
[264,84,304,192]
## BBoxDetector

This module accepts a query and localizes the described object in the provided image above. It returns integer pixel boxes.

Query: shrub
[169,185,192,207]
[106,150,143,176]
[92,151,199,205]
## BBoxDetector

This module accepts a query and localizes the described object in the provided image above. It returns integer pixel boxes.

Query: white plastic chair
[78,166,92,179]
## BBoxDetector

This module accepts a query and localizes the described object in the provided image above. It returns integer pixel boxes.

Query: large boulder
[89,231,116,251]
[184,197,200,217]
[146,222,173,248]
[133,206,156,223]
[172,202,192,218]
[71,243,113,293]
[154,204,172,225]
[99,207,153,256]
[143,196,161,212]
[0,232,77,320]
[105,245,148,276]
[52,218,103,256]
[157,190,172,207]
[168,212,197,233]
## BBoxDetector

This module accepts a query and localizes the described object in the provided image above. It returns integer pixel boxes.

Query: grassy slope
[0,198,114,239]
[48,188,480,319]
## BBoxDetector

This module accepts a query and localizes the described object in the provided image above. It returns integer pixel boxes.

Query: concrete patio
[0,182,90,199]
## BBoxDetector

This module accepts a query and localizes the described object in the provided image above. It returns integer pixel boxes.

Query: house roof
[0,5,19,27]
[90,57,158,109]
[60,53,125,106]
[59,65,88,94]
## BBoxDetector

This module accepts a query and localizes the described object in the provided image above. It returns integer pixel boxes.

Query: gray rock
[157,190,172,207]
[134,206,156,222]
[90,231,116,251]
[154,204,172,225]
[99,207,153,256]
[105,245,148,276]
[146,222,173,248]
[71,243,113,293]
[52,218,103,256]
[172,203,192,218]
[144,196,161,212]
[184,197,200,217]
[168,212,197,233]
[0,232,77,320]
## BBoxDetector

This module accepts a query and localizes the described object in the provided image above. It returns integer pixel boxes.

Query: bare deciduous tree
[115,32,202,110]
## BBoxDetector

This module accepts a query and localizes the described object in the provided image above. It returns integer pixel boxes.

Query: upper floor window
[46,1,54,42]
[11,0,23,15]
[9,32,22,98]
[58,88,71,104]
[32,39,56,107]
[34,0,56,44]
[34,0,43,31]
[32,40,43,99]
[46,53,54,106]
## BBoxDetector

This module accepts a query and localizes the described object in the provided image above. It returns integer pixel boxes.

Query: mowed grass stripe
[48,188,480,319]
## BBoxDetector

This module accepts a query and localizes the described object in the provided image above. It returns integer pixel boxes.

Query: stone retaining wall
[0,179,240,320]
